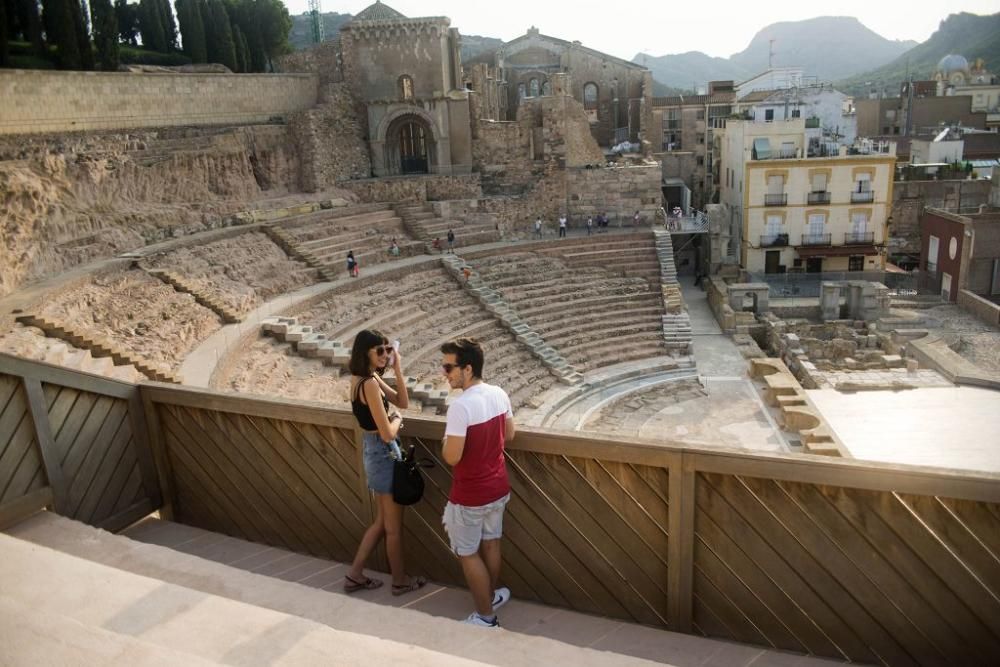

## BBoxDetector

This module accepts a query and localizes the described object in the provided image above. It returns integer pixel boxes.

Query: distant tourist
[389,238,400,257]
[432,237,443,253]
[534,217,543,238]
[447,229,456,252]
[347,250,359,277]
[558,214,567,238]
[345,329,426,597]
[587,216,593,236]
[439,337,515,627]
[633,210,641,226]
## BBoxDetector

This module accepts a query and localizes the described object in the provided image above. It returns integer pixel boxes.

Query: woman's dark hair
[440,337,484,378]
[349,329,388,377]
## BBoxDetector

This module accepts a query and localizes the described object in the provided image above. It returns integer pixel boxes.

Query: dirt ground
[917,304,1000,373]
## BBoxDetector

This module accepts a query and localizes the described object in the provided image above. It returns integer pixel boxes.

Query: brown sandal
[344,575,384,593]
[391,576,428,596]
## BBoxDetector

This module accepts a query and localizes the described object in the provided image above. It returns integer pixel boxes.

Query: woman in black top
[344,329,426,595]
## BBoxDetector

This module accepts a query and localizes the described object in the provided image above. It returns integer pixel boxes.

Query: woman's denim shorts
[362,431,396,494]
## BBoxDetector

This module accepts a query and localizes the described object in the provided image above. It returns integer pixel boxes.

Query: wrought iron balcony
[800,233,832,246]
[764,193,787,206]
[851,190,875,203]
[844,232,875,244]
[807,191,831,205]
[760,233,789,247]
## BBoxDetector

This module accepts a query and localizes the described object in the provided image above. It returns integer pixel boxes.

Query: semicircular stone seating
[467,245,669,373]
[250,265,558,411]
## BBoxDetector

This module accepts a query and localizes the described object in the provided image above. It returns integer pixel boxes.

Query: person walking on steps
[534,217,543,239]
[447,229,456,253]
[344,329,427,597]
[558,214,567,238]
[440,337,515,628]
[347,250,359,277]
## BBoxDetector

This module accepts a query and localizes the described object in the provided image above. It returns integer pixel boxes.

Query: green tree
[138,0,165,51]
[14,0,47,55]
[43,0,83,68]
[1,0,9,67]
[174,0,205,62]
[155,0,175,49]
[251,0,289,71]
[232,22,248,72]
[90,0,118,70]
[114,0,138,45]
[71,0,94,68]
[207,0,234,70]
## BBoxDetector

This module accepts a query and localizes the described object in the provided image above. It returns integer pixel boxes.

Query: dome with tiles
[352,1,406,21]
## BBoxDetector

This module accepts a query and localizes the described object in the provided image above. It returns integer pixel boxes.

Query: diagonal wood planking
[158,403,369,563]
[0,375,47,505]
[692,472,1000,665]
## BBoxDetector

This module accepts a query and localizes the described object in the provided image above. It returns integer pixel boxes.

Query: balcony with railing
[764,193,788,206]
[807,191,831,205]
[800,233,832,246]
[844,232,875,244]
[760,233,789,247]
[851,190,875,203]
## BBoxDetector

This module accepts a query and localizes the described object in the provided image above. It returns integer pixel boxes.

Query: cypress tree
[91,0,119,70]
[1,0,9,67]
[155,0,175,49]
[138,0,165,51]
[72,0,94,68]
[42,0,82,69]
[175,0,205,62]
[114,0,138,45]
[16,0,47,56]
[208,0,234,71]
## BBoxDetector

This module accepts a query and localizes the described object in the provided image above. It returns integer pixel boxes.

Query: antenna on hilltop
[309,0,324,45]
[768,38,775,69]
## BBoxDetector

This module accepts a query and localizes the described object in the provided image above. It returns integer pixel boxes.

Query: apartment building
[719,118,895,274]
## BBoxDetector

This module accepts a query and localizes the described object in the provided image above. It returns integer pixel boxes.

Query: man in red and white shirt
[440,337,515,628]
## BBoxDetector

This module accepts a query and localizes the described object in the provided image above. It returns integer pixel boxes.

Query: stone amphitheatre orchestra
[1,1,999,662]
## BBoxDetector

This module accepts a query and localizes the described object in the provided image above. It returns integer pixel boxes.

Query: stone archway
[371,108,448,177]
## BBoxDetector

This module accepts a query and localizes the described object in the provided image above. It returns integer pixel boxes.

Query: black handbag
[392,444,433,505]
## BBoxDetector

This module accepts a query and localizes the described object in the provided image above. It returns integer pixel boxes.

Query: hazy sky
[281,0,1000,61]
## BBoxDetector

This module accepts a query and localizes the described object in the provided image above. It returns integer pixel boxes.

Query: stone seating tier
[563,335,671,370]
[516,293,663,322]
[271,202,396,231]
[536,306,666,341]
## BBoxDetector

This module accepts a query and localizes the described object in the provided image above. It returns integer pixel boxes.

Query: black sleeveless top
[351,376,389,431]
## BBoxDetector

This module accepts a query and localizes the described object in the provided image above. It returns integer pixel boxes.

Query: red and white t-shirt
[445,383,512,506]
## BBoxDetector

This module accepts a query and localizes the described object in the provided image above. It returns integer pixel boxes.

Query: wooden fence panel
[0,373,51,527]
[691,471,1000,665]
[149,392,369,564]
[0,354,160,532]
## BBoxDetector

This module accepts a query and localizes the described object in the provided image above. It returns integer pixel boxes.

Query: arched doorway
[383,114,436,176]
[398,121,428,174]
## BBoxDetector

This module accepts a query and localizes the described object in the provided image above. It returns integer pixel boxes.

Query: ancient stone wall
[276,39,344,85]
[0,125,299,298]
[0,70,318,135]
[339,174,482,203]
[289,82,371,191]
[565,165,661,223]
[890,179,992,258]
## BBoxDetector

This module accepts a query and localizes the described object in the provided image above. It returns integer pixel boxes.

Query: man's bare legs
[458,538,502,617]
[480,538,502,592]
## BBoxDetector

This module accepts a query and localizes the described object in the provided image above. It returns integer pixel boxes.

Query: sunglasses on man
[441,363,466,373]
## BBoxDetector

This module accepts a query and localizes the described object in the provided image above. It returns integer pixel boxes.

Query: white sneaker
[464,612,499,628]
[492,587,511,611]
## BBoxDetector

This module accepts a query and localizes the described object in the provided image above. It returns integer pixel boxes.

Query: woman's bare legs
[380,493,409,586]
[348,496,386,581]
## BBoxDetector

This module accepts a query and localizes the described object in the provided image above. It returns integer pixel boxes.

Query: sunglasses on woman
[373,345,393,355]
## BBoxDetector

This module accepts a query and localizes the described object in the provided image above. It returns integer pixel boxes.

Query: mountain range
[288,11,999,99]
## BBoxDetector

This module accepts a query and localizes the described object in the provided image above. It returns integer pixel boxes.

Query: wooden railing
[0,354,161,531]
[4,353,1000,664]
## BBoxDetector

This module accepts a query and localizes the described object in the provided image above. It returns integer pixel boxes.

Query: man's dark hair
[441,337,484,378]
[349,329,388,377]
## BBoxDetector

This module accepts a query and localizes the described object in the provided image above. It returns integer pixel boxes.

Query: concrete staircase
[36,340,145,382]
[3,512,826,666]
[15,314,181,383]
[147,269,243,324]
[441,256,584,386]
[259,316,449,409]
[654,231,693,355]
[395,202,502,250]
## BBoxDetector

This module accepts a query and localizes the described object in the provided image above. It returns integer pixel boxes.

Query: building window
[697,133,705,144]
[927,235,939,274]
[542,80,551,95]
[765,109,775,122]
[529,78,540,97]
[697,156,704,166]
[398,75,414,101]
[696,110,705,120]
[849,255,864,271]
[584,82,598,110]
[518,83,526,99]
[791,109,801,118]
